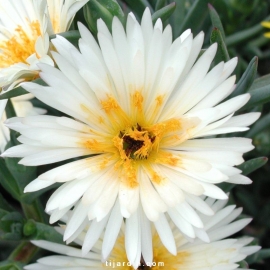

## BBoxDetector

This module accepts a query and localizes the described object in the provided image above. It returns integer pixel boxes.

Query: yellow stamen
[0,20,41,68]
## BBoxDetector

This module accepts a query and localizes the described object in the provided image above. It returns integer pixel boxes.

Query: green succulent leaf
[121,0,153,17]
[155,0,167,11]
[152,2,176,24]
[210,27,230,64]
[0,193,14,212]
[0,212,24,241]
[208,3,226,40]
[177,0,209,36]
[231,56,258,98]
[237,157,268,176]
[169,0,186,38]
[226,14,270,47]
[250,74,270,91]
[0,159,21,202]
[23,220,64,244]
[84,0,125,34]
[0,261,24,270]
[246,248,270,264]
[240,84,270,111]
[50,30,81,47]
[246,113,270,138]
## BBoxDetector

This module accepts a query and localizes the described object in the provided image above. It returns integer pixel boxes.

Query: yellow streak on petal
[106,236,133,270]
[0,20,41,68]
[148,118,182,150]
[155,151,180,167]
[152,233,190,269]
[155,95,164,107]
[100,95,131,131]
[146,166,164,184]
[132,90,144,111]
[82,139,115,154]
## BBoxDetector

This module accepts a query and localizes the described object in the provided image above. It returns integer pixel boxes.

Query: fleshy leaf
[177,0,209,36]
[208,3,226,40]
[246,113,270,138]
[0,159,21,202]
[155,0,166,11]
[231,56,258,98]
[121,0,153,17]
[226,14,270,47]
[240,85,270,111]
[83,0,125,34]
[0,261,24,270]
[250,74,270,91]
[50,30,81,47]
[23,220,64,244]
[152,3,176,24]
[237,157,268,176]
[210,27,230,64]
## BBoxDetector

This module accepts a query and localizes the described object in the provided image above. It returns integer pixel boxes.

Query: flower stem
[8,241,38,263]
[21,198,47,223]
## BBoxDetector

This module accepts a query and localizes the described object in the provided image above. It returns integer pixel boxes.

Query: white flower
[25,200,260,269]
[2,8,260,263]
[0,95,46,152]
[0,0,88,90]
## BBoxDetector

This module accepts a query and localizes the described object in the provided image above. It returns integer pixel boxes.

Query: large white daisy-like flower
[2,8,260,262]
[25,200,260,269]
[0,0,88,90]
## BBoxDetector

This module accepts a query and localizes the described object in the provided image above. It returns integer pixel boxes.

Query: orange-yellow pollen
[101,96,120,113]
[0,20,41,68]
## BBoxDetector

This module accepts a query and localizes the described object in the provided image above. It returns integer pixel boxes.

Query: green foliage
[83,0,125,34]
[231,56,258,98]
[237,157,268,176]
[176,0,210,36]
[241,85,270,111]
[208,3,226,40]
[152,2,176,24]
[210,27,230,64]
[50,30,81,47]
[0,261,25,270]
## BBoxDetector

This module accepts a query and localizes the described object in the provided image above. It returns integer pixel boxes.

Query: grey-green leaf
[230,56,258,98]
[250,74,270,91]
[246,113,270,138]
[177,0,209,36]
[208,3,226,40]
[237,157,268,176]
[210,27,230,64]
[240,85,270,111]
[152,2,176,24]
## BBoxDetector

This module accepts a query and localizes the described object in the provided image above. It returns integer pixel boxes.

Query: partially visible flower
[0,0,88,91]
[3,8,260,263]
[261,21,270,38]
[0,95,46,152]
[25,199,260,269]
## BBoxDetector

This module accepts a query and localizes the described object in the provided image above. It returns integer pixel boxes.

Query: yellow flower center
[81,91,198,189]
[0,20,41,68]
[105,234,189,269]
